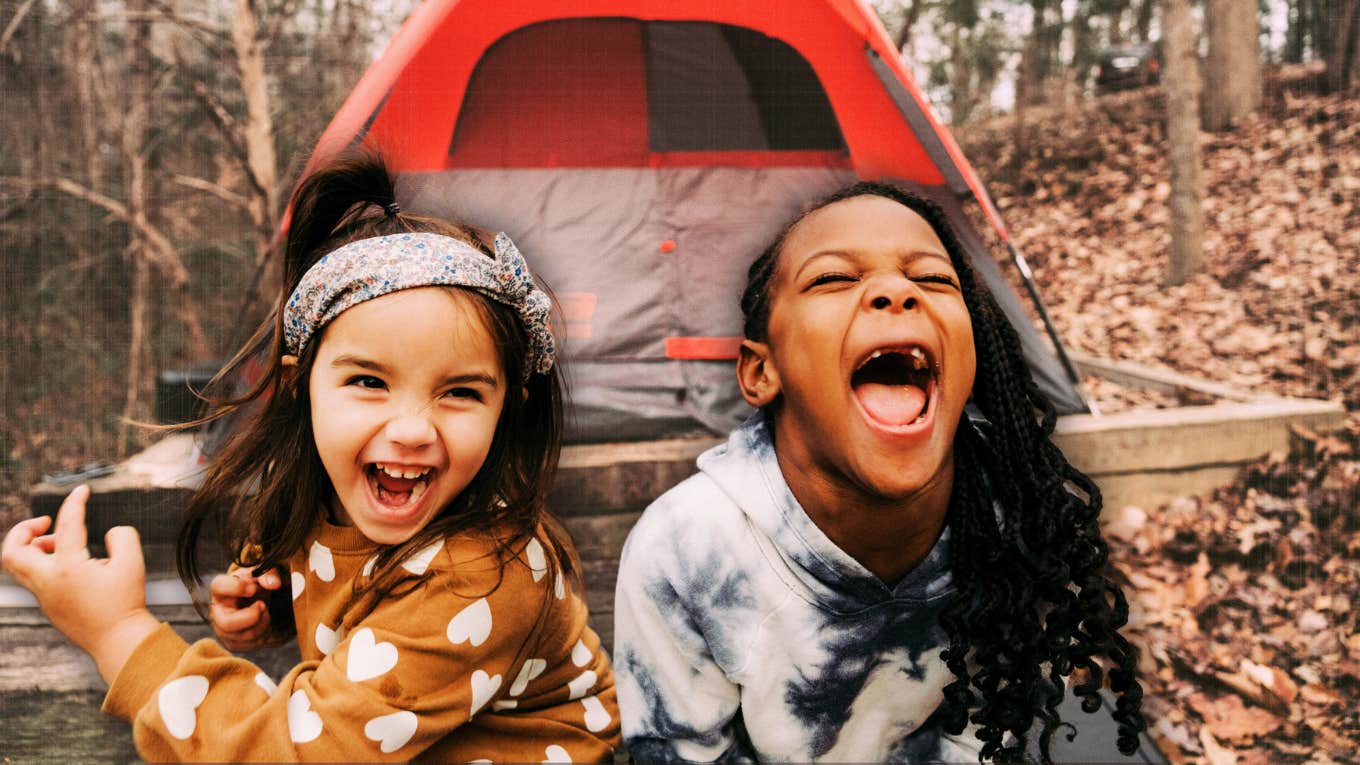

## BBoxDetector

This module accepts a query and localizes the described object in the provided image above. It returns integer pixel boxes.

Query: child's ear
[737,340,781,407]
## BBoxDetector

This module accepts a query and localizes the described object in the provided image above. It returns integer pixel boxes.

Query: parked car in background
[1096,42,1161,92]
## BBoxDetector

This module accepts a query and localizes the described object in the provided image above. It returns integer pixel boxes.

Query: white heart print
[315,623,344,655]
[364,710,417,754]
[493,699,518,711]
[287,690,323,743]
[254,672,278,697]
[525,538,548,582]
[347,627,400,682]
[308,541,335,582]
[567,670,597,700]
[554,573,566,600]
[401,540,444,575]
[446,598,493,646]
[571,640,591,668]
[469,669,502,717]
[581,696,611,733]
[290,570,305,601]
[362,555,377,577]
[509,657,547,696]
[543,744,572,763]
[158,675,209,740]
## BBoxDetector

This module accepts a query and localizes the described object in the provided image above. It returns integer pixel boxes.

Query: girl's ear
[737,340,781,407]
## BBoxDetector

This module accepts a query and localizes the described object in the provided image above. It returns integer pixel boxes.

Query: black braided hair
[740,182,1145,763]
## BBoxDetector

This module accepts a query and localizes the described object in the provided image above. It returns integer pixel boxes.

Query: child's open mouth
[850,346,936,429]
[365,462,432,510]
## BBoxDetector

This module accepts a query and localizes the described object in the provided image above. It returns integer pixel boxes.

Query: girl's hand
[209,566,284,652]
[1,485,159,684]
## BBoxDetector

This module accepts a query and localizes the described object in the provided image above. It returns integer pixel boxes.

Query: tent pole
[1005,242,1096,412]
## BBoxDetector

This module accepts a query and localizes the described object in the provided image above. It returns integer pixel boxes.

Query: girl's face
[748,194,977,502]
[307,287,508,545]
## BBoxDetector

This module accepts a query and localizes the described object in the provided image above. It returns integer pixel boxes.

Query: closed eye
[443,387,484,402]
[345,374,386,390]
[913,274,959,289]
[806,272,857,290]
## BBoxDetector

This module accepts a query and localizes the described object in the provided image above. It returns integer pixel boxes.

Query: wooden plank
[1054,398,1346,475]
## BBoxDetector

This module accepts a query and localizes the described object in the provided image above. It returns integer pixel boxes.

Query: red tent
[305,0,1086,440]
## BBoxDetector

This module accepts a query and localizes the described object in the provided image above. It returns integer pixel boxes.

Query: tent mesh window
[449,19,845,164]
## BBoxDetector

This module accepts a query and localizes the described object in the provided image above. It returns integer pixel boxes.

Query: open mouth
[365,462,432,510]
[850,346,936,428]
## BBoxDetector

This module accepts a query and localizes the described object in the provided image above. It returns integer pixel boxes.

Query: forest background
[1,1,1358,762]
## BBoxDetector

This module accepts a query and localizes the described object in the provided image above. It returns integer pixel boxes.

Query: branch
[0,0,38,57]
[171,174,250,209]
[0,175,190,286]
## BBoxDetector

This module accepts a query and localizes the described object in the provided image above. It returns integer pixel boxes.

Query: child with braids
[613,182,1144,763]
[2,153,619,762]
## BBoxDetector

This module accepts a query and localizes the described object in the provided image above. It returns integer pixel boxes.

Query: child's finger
[256,569,282,590]
[52,485,91,559]
[1,517,53,576]
[211,598,267,634]
[210,573,254,602]
[32,534,56,554]
[103,526,145,577]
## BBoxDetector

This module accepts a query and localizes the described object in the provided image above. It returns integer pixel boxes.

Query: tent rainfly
[306,0,1088,442]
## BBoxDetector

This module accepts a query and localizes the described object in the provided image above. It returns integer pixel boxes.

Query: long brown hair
[741,183,1144,763]
[177,151,575,634]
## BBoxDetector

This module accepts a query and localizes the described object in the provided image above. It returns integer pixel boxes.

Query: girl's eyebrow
[795,248,951,280]
[331,355,389,373]
[441,372,500,388]
[332,355,499,388]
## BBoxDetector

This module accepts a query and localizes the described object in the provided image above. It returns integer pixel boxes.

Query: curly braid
[740,182,1145,763]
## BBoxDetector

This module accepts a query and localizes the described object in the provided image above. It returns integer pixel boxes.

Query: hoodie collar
[698,410,954,611]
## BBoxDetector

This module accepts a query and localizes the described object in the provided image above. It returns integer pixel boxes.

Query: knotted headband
[283,232,555,379]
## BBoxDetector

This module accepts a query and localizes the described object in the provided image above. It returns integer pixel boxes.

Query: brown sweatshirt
[103,520,620,762]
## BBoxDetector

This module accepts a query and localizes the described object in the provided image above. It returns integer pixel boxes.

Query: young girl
[614,183,1145,763]
[2,154,620,762]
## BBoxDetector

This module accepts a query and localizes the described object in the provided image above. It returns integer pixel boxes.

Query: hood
[696,410,954,613]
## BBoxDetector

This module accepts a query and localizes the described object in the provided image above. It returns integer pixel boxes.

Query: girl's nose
[384,409,437,448]
[864,275,919,312]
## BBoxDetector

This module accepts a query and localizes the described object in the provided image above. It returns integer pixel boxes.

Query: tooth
[910,348,924,360]
[870,350,882,359]
[402,469,418,479]
[410,479,427,503]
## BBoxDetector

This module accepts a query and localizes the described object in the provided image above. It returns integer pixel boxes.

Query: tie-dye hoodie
[614,410,984,763]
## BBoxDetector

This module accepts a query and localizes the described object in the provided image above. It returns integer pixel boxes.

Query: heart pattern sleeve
[102,524,619,762]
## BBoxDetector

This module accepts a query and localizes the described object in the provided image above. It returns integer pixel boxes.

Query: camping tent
[305,0,1088,442]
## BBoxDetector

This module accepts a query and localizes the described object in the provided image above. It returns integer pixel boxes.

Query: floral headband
[283,232,555,380]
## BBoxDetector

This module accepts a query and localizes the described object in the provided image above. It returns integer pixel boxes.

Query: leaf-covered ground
[959,65,1360,764]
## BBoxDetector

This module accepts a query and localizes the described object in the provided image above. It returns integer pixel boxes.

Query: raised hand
[209,566,286,652]
[1,485,159,683]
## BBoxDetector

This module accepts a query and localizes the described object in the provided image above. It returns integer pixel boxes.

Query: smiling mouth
[851,347,936,428]
[366,463,432,509]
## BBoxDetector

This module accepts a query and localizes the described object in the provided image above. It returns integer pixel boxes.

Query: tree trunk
[1285,0,1307,64]
[120,0,155,453]
[1203,0,1262,130]
[1107,0,1132,46]
[233,0,279,262]
[1323,0,1360,91]
[1071,2,1096,94]
[67,0,103,189]
[894,0,923,55]
[1135,0,1157,43]
[1161,0,1206,287]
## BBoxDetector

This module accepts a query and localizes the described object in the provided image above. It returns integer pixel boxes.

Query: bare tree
[1134,0,1156,42]
[1323,0,1360,91]
[1202,0,1262,130]
[1161,0,1205,287]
